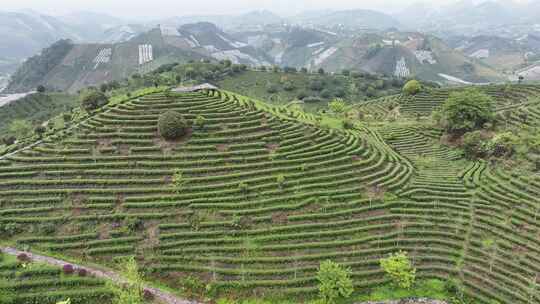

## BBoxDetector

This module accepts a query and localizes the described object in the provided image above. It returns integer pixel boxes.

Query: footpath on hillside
[0,247,198,304]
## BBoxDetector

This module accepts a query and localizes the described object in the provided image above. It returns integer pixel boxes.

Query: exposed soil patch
[216,144,229,152]
[266,143,279,153]
[117,144,131,156]
[154,129,193,154]
[272,212,289,224]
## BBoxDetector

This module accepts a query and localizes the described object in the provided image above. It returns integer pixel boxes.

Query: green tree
[80,90,108,112]
[157,111,188,140]
[440,89,494,134]
[109,257,144,304]
[316,260,354,304]
[36,85,46,93]
[321,89,333,99]
[266,83,279,94]
[402,80,421,95]
[329,98,346,114]
[309,79,324,91]
[380,251,416,289]
[9,119,33,139]
[35,125,47,138]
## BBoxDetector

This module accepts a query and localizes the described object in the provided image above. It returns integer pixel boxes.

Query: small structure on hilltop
[173,83,218,93]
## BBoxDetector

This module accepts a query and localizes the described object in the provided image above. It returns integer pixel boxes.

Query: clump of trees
[317,260,353,304]
[402,80,421,95]
[80,90,109,112]
[438,88,494,134]
[157,110,189,140]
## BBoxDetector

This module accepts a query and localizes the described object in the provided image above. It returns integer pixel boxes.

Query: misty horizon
[0,0,508,19]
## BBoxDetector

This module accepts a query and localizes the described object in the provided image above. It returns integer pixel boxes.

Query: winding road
[0,247,198,304]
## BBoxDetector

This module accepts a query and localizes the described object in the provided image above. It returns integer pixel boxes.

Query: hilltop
[2,81,540,303]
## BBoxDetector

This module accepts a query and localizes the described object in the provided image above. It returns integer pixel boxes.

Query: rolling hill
[2,82,540,303]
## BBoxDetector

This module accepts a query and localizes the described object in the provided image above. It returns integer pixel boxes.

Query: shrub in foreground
[380,251,416,289]
[317,260,354,304]
[157,111,188,140]
[63,264,75,275]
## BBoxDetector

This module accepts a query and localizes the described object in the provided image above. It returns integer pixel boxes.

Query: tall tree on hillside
[440,88,494,134]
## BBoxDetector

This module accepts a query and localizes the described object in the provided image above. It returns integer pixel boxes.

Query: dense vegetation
[0,92,77,139]
[5,40,74,93]
[218,69,405,112]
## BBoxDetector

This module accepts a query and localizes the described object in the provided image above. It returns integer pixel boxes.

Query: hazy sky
[1,0,459,18]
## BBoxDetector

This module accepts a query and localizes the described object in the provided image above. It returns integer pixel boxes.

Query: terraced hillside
[356,84,540,118]
[375,120,540,304]
[3,86,540,303]
[0,253,112,304]
[0,89,415,298]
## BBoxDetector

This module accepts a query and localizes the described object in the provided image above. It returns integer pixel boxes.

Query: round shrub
[402,80,421,95]
[157,111,188,140]
[63,264,75,275]
[80,90,108,112]
[143,289,154,300]
[17,253,30,263]
[77,268,88,277]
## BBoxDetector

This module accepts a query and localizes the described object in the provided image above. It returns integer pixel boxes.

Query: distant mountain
[293,9,401,30]
[160,10,284,31]
[5,22,275,93]
[446,34,540,72]
[0,11,78,63]
[396,0,540,38]
[234,27,503,83]
[5,16,509,92]
[57,11,126,39]
[0,10,146,75]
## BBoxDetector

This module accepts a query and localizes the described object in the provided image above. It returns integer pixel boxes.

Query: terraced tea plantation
[0,253,112,304]
[2,86,540,303]
[356,84,540,118]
